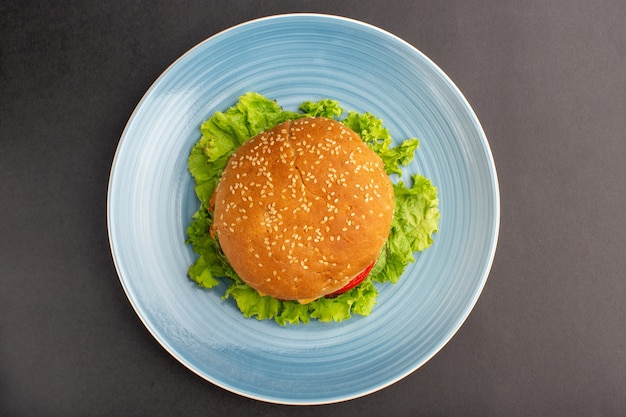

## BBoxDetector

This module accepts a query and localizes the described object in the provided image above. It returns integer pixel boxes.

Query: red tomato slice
[326,261,376,298]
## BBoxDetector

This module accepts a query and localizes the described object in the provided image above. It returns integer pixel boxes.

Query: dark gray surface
[2,1,625,416]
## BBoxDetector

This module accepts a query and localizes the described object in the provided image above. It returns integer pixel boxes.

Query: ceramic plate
[107,14,499,405]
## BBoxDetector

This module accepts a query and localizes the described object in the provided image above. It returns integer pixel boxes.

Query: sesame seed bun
[213,117,394,301]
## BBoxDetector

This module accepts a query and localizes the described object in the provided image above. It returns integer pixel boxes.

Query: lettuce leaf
[299,98,344,118]
[369,175,439,284]
[274,302,312,326]
[224,283,282,321]
[394,175,440,252]
[341,111,420,175]
[185,92,438,325]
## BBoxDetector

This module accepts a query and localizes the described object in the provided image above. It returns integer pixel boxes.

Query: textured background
[1,1,625,416]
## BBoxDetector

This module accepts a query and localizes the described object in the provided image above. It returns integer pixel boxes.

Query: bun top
[213,117,394,301]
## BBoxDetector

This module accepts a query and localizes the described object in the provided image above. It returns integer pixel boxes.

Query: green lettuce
[185,92,439,325]
[342,111,420,175]
[369,175,440,284]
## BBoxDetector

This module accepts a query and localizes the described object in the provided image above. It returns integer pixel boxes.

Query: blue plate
[108,14,499,405]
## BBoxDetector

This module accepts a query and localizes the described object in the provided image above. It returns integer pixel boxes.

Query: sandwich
[186,93,439,324]
[213,116,394,303]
